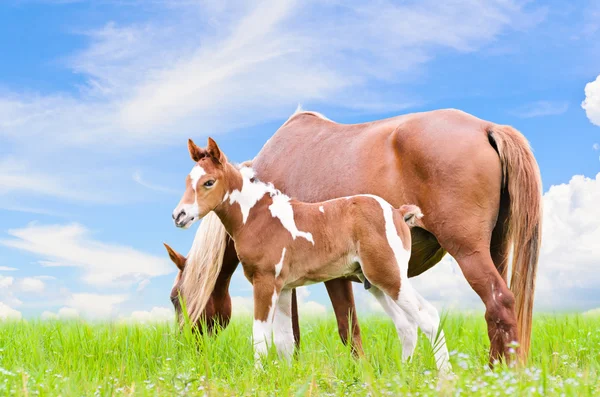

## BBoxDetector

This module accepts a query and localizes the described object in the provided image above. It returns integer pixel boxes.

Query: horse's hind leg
[325,278,364,356]
[366,284,418,361]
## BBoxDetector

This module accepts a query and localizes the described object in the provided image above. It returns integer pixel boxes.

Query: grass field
[0,314,599,396]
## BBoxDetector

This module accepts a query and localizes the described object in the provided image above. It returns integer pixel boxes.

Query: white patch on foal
[319,205,324,213]
[363,195,410,278]
[229,167,277,223]
[274,248,286,278]
[228,167,314,244]
[269,194,314,245]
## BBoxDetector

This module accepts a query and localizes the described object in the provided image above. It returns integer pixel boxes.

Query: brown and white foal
[172,138,451,372]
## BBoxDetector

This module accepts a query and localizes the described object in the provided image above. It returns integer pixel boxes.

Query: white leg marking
[319,205,324,213]
[274,248,286,278]
[253,289,279,363]
[272,289,294,360]
[368,286,418,361]
[412,289,452,374]
[269,194,314,244]
[395,283,452,373]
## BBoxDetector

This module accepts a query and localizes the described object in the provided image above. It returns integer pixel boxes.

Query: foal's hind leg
[393,282,451,373]
[365,284,418,361]
[358,241,450,373]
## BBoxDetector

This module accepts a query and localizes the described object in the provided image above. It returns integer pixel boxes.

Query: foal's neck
[214,165,286,239]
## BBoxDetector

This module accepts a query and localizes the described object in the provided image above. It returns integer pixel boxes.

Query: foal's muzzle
[172,208,195,229]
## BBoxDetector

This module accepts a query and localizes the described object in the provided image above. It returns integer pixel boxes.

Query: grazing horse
[172,137,452,371]
[174,108,542,365]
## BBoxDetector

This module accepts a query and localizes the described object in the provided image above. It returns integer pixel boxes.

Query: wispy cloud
[0,266,17,271]
[511,100,569,118]
[0,222,173,287]
[0,0,545,148]
[0,0,546,206]
[582,74,600,126]
[132,171,178,194]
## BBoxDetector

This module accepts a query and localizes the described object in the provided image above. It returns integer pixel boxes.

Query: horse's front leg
[252,273,281,364]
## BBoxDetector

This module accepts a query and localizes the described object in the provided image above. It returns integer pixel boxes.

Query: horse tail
[487,124,543,360]
[179,211,229,327]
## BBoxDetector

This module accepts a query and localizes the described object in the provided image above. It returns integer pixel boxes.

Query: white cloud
[0,1,544,148]
[231,287,327,318]
[66,293,128,318]
[0,223,173,287]
[0,302,22,320]
[0,158,93,201]
[584,308,600,316]
[19,277,45,293]
[511,100,569,118]
[295,286,327,316]
[125,306,174,323]
[42,307,80,320]
[0,266,17,271]
[593,143,599,151]
[582,74,600,126]
[535,173,600,309]
[0,276,14,288]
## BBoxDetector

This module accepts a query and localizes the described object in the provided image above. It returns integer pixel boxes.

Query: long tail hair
[488,125,543,359]
[179,211,229,326]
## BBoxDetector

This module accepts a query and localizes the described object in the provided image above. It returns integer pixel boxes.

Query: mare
[172,108,542,365]
[171,137,452,371]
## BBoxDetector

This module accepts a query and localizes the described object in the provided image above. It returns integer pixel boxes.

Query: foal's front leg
[252,273,282,364]
[272,289,295,360]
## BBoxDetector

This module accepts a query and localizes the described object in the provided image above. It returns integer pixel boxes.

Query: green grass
[0,314,599,396]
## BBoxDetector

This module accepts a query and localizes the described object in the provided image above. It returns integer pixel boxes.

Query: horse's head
[163,243,186,316]
[172,138,230,229]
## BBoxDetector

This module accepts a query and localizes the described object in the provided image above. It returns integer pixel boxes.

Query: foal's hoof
[436,367,457,391]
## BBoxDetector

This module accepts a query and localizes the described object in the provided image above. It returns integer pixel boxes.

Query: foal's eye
[204,180,215,188]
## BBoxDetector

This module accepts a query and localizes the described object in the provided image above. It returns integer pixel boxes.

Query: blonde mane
[179,211,229,326]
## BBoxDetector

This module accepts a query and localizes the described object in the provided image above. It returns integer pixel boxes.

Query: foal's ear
[206,137,225,164]
[163,243,186,271]
[188,139,204,162]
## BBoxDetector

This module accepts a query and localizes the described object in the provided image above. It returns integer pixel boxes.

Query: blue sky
[1,0,599,321]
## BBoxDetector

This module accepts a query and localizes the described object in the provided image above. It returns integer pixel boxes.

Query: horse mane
[282,105,332,127]
[179,211,229,327]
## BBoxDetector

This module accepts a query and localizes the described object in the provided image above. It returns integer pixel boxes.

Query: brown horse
[171,137,452,371]
[174,108,542,364]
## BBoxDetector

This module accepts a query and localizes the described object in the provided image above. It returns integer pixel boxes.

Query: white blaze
[189,165,206,191]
